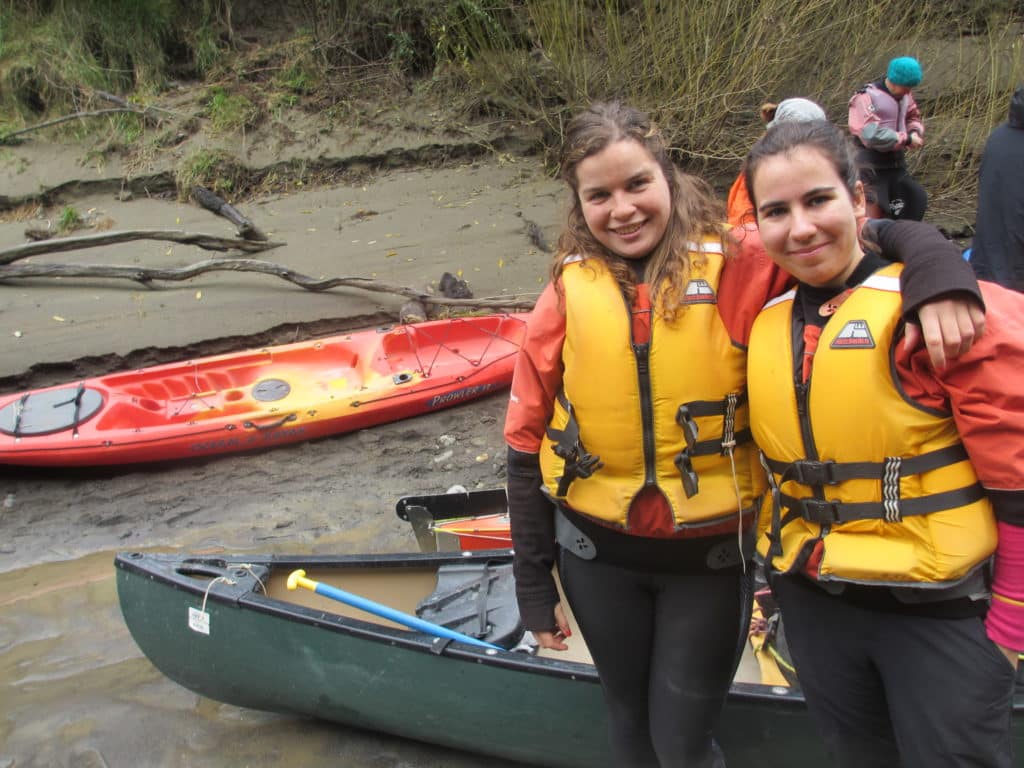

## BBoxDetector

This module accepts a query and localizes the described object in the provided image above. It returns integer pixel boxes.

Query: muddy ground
[0,83,564,561]
[0,85,562,767]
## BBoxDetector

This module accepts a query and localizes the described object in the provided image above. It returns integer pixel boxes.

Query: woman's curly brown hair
[552,101,724,321]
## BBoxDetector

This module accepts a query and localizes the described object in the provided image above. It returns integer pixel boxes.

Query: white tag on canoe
[188,606,210,635]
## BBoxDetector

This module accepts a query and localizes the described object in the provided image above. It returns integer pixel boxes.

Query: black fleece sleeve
[988,490,1024,526]
[864,219,985,319]
[507,446,561,631]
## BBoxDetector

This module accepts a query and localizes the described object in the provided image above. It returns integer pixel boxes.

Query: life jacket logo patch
[830,320,876,349]
[683,279,717,305]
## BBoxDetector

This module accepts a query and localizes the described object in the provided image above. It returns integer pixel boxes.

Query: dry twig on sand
[93,90,177,120]
[1,109,153,143]
[1,89,176,143]
[0,257,537,311]
[0,230,283,265]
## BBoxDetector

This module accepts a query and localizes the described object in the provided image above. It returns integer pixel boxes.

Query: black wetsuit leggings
[864,165,928,221]
[772,574,1016,768]
[558,549,748,768]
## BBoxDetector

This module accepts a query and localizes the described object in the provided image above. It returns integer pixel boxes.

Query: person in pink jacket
[848,56,928,221]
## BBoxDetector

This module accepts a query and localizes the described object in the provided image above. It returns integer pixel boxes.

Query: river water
[0,396,529,767]
[0,551,530,768]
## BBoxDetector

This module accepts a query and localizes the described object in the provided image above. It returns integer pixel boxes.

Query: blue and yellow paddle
[286,569,503,651]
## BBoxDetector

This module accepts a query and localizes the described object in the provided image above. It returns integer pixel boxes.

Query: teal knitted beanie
[887,57,922,87]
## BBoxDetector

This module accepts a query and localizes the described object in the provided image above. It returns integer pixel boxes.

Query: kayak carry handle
[242,413,298,431]
[286,569,503,651]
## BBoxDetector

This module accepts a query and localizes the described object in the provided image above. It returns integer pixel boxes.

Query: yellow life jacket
[540,239,765,530]
[748,263,996,586]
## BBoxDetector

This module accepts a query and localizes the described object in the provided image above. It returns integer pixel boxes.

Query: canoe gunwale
[115,549,819,706]
[114,550,610,683]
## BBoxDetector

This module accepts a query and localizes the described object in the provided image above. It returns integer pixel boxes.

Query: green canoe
[114,543,1024,767]
[115,547,808,767]
[116,489,1024,765]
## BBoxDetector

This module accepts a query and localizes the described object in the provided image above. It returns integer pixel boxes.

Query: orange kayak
[431,512,513,550]
[397,488,514,551]
[0,313,527,467]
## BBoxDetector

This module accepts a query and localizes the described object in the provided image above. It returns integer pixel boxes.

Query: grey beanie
[767,98,828,129]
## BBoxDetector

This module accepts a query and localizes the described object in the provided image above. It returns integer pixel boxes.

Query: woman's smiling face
[575,138,671,260]
[753,145,866,289]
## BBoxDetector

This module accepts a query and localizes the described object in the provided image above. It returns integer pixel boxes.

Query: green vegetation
[1,0,1022,211]
[175,147,248,198]
[57,205,82,232]
[205,87,258,133]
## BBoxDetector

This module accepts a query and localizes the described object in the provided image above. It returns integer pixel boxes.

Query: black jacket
[971,86,1024,291]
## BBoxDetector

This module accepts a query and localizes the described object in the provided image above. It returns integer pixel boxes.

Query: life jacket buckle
[797,497,842,524]
[675,405,699,452]
[791,459,839,486]
[674,450,700,498]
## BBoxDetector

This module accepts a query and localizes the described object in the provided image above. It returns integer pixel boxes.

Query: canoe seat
[416,561,524,649]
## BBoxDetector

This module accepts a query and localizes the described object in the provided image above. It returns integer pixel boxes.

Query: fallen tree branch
[0,230,284,265]
[192,186,268,241]
[0,109,150,142]
[94,89,178,119]
[0,257,538,310]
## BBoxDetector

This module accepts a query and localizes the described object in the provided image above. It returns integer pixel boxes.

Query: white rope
[235,563,267,594]
[200,576,235,612]
[727,447,747,575]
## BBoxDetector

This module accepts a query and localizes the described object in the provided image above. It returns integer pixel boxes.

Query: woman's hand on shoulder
[905,294,986,370]
[534,602,573,651]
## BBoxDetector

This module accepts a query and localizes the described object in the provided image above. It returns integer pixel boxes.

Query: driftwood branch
[192,186,268,241]
[0,257,538,310]
[0,230,284,265]
[0,109,150,142]
[2,89,176,143]
[94,89,177,119]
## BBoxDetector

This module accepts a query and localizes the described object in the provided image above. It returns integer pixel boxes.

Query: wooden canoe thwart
[0,313,527,467]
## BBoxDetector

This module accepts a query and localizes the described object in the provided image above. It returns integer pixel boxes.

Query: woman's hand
[534,603,573,651]
[904,295,986,370]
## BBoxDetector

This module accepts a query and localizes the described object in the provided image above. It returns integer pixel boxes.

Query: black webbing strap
[760,452,786,566]
[680,392,750,417]
[472,565,491,638]
[686,428,754,457]
[779,483,986,526]
[674,392,751,498]
[544,390,603,496]
[762,444,970,486]
[69,382,86,437]
[676,393,753,456]
[544,391,580,458]
[11,393,30,437]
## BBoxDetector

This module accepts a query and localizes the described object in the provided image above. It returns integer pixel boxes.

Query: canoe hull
[0,314,526,467]
[114,549,861,768]
[116,551,611,768]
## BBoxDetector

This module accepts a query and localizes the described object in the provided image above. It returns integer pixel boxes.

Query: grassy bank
[1,0,1021,216]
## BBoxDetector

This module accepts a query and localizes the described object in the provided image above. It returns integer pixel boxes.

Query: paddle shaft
[287,569,502,651]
